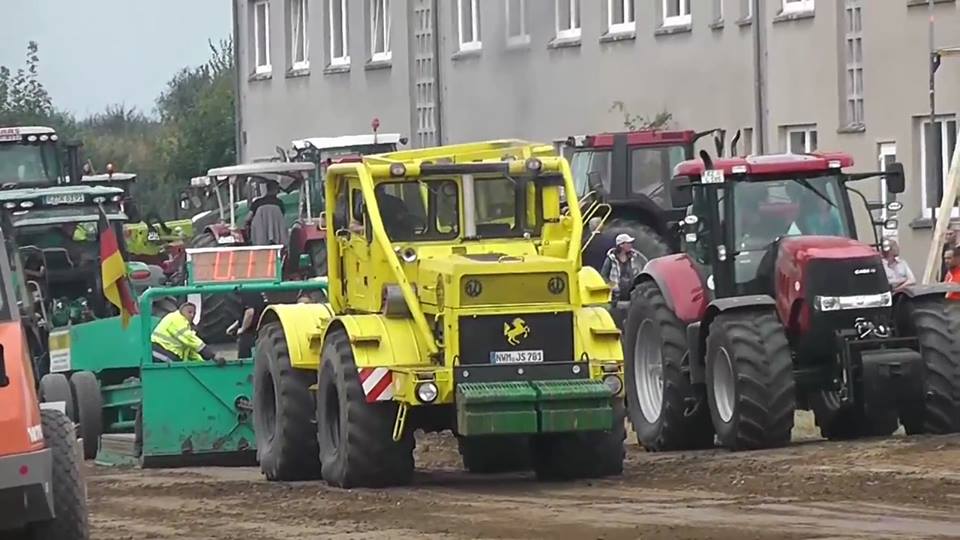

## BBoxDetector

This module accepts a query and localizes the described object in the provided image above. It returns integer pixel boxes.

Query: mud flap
[861,348,925,418]
[139,360,257,467]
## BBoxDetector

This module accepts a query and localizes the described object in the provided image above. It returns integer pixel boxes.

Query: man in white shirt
[882,239,915,292]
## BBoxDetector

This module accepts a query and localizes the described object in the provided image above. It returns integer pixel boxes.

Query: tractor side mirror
[885,162,905,194]
[682,215,700,244]
[669,178,693,208]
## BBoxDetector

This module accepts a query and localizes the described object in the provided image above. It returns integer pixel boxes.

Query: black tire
[29,409,89,540]
[532,400,626,481]
[898,296,960,434]
[705,310,795,450]
[39,374,76,422]
[253,321,322,481]
[308,241,328,277]
[623,280,714,451]
[317,328,414,488]
[151,296,180,319]
[809,390,899,440]
[457,436,531,474]
[69,372,103,460]
[190,232,243,344]
[602,220,670,268]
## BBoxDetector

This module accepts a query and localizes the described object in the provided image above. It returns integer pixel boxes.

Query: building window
[842,1,864,128]
[878,142,897,226]
[662,0,692,26]
[329,0,349,66]
[370,0,391,62]
[506,0,530,46]
[289,0,309,70]
[740,127,756,156]
[458,0,481,52]
[785,126,818,154]
[714,0,724,22]
[254,0,271,74]
[741,0,752,20]
[782,0,814,14]
[608,0,635,34]
[555,0,581,40]
[921,117,959,218]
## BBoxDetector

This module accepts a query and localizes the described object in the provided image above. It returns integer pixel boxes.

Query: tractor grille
[457,312,574,365]
[805,257,888,297]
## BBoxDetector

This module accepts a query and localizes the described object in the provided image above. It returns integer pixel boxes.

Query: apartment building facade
[234,0,960,269]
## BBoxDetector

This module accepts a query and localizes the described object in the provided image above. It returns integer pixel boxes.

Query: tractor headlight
[416,382,438,404]
[19,201,33,208]
[815,292,892,312]
[525,158,543,173]
[389,163,407,177]
[602,374,623,395]
[3,202,16,209]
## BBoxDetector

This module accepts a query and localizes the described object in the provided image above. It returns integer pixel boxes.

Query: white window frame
[290,0,309,70]
[608,0,635,34]
[843,1,864,128]
[505,0,530,46]
[458,0,482,52]
[329,0,350,67]
[920,117,959,219]
[741,127,758,156]
[555,0,581,40]
[370,0,391,62]
[782,0,814,14]
[785,126,818,154]
[662,0,692,27]
[714,0,724,22]
[254,0,272,74]
[878,142,897,226]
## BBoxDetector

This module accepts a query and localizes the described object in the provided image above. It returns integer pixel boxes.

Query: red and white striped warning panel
[359,367,394,403]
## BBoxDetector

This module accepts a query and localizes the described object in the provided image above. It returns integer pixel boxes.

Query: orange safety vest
[945,268,960,301]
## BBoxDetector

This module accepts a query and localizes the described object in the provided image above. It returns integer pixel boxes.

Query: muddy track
[88,427,960,540]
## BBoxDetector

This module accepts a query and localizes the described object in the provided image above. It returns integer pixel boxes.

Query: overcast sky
[1,0,232,117]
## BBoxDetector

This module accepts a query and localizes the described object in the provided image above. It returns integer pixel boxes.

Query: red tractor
[623,151,960,451]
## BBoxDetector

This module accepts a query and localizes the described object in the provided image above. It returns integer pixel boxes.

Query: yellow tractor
[253,141,625,487]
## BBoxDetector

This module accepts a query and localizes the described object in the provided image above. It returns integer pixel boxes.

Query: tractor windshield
[472,175,542,239]
[373,180,459,241]
[570,150,611,198]
[0,142,61,188]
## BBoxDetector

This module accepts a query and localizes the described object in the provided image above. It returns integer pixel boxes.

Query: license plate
[490,350,544,364]
[44,193,84,205]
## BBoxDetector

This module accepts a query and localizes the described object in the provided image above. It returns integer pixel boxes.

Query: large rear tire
[253,321,322,481]
[39,374,76,422]
[317,328,414,488]
[457,436,530,474]
[69,372,103,460]
[29,409,89,540]
[151,296,180,319]
[308,241,328,278]
[624,280,714,451]
[532,400,626,481]
[898,296,960,434]
[190,232,242,344]
[705,310,795,450]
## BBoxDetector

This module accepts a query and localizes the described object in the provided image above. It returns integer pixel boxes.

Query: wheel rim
[712,347,736,423]
[634,319,664,423]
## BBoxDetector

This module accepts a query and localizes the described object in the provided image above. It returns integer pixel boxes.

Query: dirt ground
[88,413,960,540]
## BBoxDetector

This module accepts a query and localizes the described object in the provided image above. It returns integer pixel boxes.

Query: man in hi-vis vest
[151,302,225,365]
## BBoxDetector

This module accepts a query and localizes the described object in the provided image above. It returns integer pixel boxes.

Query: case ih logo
[854,268,877,275]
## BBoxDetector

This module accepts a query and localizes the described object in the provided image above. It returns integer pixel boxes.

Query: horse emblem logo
[503,318,531,346]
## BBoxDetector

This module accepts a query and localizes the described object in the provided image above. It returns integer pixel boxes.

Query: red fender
[639,254,710,324]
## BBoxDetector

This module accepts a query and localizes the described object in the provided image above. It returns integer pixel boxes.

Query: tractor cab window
[0,142,61,188]
[570,150,611,199]
[473,175,541,239]
[629,146,686,207]
[374,180,459,242]
[732,176,851,288]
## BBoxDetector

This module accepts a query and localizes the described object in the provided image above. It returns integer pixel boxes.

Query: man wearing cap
[601,233,644,301]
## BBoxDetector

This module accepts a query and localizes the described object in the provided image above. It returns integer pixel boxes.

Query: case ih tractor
[623,152,960,451]
[565,128,730,273]
[252,141,626,487]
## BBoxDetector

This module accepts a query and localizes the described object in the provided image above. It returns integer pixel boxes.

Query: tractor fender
[204,222,233,239]
[578,266,613,306]
[259,303,335,370]
[636,254,709,324]
[574,306,624,362]
[324,314,428,370]
[897,283,959,299]
[688,295,776,385]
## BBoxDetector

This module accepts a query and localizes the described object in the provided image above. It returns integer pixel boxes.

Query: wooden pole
[922,136,960,283]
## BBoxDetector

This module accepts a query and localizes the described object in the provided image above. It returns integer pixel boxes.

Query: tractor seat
[41,248,75,271]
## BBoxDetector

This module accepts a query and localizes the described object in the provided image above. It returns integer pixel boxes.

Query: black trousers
[238,333,256,359]
[151,343,180,364]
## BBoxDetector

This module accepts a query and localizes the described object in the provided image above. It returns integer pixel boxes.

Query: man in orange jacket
[943,249,960,301]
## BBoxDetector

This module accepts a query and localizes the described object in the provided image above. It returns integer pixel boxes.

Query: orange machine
[0,225,89,539]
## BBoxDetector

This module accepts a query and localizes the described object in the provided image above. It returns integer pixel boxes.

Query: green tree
[609,101,672,131]
[0,41,53,124]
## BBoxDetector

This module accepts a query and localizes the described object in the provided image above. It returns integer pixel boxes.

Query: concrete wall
[235,0,960,272]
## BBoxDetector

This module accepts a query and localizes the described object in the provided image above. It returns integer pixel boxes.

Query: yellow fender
[575,306,623,362]
[260,303,335,370]
[326,314,429,370]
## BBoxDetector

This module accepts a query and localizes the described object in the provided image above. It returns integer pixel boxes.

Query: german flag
[99,208,139,328]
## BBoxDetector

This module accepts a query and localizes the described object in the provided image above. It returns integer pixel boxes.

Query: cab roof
[365,139,553,166]
[207,162,316,178]
[674,152,855,178]
[81,173,137,183]
[566,130,698,148]
[291,133,403,151]
[0,125,57,142]
[0,184,124,202]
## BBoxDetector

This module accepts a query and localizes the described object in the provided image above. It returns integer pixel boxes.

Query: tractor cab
[0,126,64,190]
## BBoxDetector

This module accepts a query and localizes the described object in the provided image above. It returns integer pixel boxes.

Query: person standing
[600,233,644,302]
[236,291,267,358]
[944,249,960,301]
[882,239,915,292]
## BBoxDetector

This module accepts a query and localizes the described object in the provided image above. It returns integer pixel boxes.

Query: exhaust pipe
[730,129,742,157]
[65,141,84,184]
